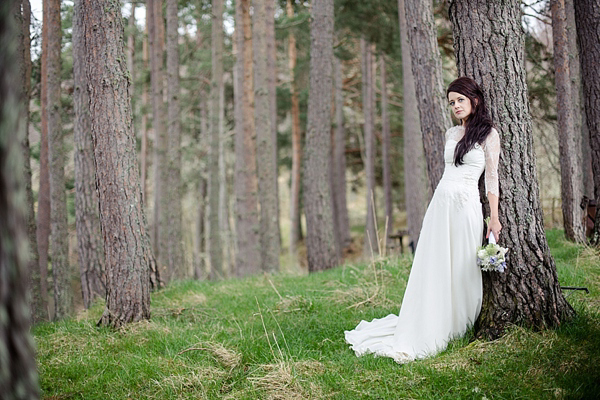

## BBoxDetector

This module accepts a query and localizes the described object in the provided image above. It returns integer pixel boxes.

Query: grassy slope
[35,230,600,399]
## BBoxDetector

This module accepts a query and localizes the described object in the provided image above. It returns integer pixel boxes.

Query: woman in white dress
[345,77,502,363]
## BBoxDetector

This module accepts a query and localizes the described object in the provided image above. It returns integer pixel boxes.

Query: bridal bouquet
[477,232,508,272]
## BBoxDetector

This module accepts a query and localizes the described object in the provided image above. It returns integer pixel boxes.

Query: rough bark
[254,0,280,272]
[303,0,338,272]
[332,56,351,249]
[398,0,427,248]
[287,0,303,264]
[82,0,152,328]
[166,0,184,279]
[551,0,585,242]
[0,3,40,395]
[73,0,106,309]
[126,2,135,95]
[47,0,72,320]
[37,0,50,320]
[234,0,261,276]
[574,0,600,245]
[404,0,451,193]
[449,0,575,338]
[209,0,224,278]
[362,39,378,257]
[380,54,393,241]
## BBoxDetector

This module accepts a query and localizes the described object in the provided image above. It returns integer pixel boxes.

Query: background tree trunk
[380,54,393,241]
[551,0,585,242]
[398,0,427,249]
[449,0,575,339]
[141,26,149,203]
[209,0,224,278]
[48,0,72,320]
[362,38,378,257]
[0,2,40,394]
[234,0,261,276]
[82,0,152,328]
[303,0,338,272]
[574,0,600,245]
[166,0,184,279]
[73,0,106,309]
[195,99,208,279]
[254,0,280,272]
[403,0,451,193]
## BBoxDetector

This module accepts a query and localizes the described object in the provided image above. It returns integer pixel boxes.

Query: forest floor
[35,230,599,399]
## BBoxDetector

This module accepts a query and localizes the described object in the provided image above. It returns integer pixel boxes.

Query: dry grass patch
[178,341,242,370]
[248,360,324,400]
[118,319,171,336]
[150,366,226,398]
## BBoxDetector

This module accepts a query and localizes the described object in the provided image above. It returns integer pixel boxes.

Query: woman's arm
[487,193,502,240]
[484,128,501,240]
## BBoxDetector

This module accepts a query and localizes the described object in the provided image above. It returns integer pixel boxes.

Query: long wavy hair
[446,77,493,166]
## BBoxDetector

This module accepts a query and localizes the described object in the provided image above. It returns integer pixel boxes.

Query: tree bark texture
[303,0,338,272]
[47,0,73,320]
[254,0,280,272]
[82,0,153,328]
[551,0,585,243]
[398,0,427,248]
[403,0,451,194]
[73,0,106,309]
[140,30,149,203]
[449,0,575,338]
[362,39,378,257]
[234,0,261,276]
[126,2,135,96]
[574,0,600,245]
[166,0,184,279]
[0,4,40,396]
[332,56,351,249]
[380,54,393,240]
[209,0,224,278]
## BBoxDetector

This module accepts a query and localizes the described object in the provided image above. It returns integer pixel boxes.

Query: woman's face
[448,91,473,123]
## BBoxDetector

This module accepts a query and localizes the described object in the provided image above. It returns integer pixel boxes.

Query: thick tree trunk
[551,0,585,242]
[166,0,184,279]
[574,0,600,245]
[48,0,73,320]
[82,0,153,328]
[404,0,451,193]
[303,0,338,272]
[380,54,393,241]
[209,0,224,278]
[254,0,280,272]
[0,3,40,395]
[73,0,106,309]
[37,0,50,320]
[234,0,261,276]
[287,0,303,264]
[332,56,351,249]
[449,0,575,339]
[398,0,427,249]
[362,39,378,257]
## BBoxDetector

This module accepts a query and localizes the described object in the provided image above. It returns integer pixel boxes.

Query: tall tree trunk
[141,27,149,203]
[332,55,351,249]
[287,0,303,264]
[380,54,393,241]
[82,0,153,328]
[303,0,338,272]
[0,2,40,394]
[48,0,72,320]
[404,0,451,193]
[73,0,106,309]
[166,0,184,279]
[148,0,169,277]
[551,0,585,242]
[195,99,208,279]
[398,0,427,249]
[218,73,232,272]
[37,0,50,320]
[209,0,224,278]
[574,0,600,245]
[234,0,260,276]
[362,38,378,257]
[254,0,280,272]
[449,0,575,339]
[17,0,44,323]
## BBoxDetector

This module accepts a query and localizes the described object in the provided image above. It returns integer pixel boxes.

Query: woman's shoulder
[483,127,501,150]
[445,125,464,141]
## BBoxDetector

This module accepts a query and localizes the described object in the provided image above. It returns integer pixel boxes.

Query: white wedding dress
[345,125,501,363]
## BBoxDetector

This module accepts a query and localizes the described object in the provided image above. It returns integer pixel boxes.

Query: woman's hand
[487,217,502,241]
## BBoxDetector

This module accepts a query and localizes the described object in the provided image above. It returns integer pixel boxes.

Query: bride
[345,77,502,363]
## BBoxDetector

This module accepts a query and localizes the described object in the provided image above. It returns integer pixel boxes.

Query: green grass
[35,230,600,399]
